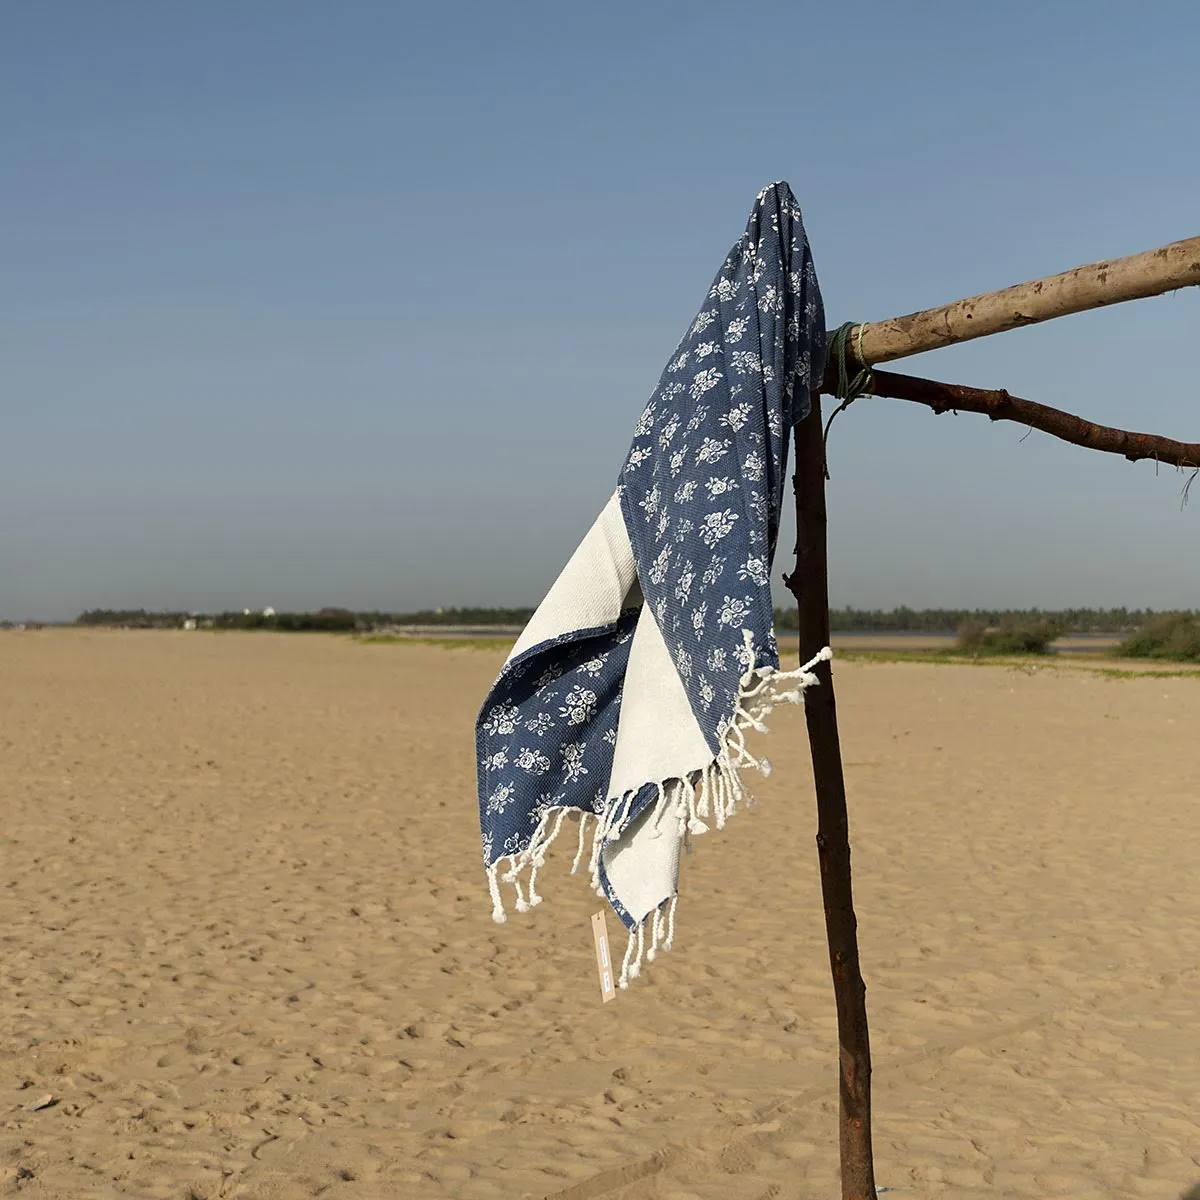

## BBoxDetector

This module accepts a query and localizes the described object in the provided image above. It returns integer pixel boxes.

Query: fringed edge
[486,634,832,978]
[617,893,678,988]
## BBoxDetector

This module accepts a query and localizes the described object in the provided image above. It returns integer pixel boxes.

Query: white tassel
[629,918,646,979]
[546,805,569,847]
[663,894,678,951]
[570,811,591,875]
[647,905,663,961]
[528,808,568,906]
[527,856,544,907]
[587,811,606,886]
[607,789,637,842]
[649,781,672,835]
[618,925,637,989]
[683,774,708,836]
[487,864,506,924]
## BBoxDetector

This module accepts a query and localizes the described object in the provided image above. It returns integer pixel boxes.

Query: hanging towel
[476,182,829,986]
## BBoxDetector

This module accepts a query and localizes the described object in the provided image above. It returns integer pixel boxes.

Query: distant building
[263,606,276,618]
[183,619,198,631]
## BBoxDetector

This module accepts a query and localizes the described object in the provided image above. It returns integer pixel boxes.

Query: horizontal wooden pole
[840,235,1200,368]
[847,369,1200,470]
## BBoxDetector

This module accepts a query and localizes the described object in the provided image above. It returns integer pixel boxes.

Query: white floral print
[718,595,752,627]
[696,437,731,465]
[560,686,598,726]
[515,747,551,775]
[482,702,519,737]
[534,663,563,689]
[720,402,752,431]
[638,484,661,518]
[562,743,588,783]
[699,508,739,547]
[674,565,695,605]
[689,367,723,400]
[738,556,769,586]
[648,543,671,585]
[734,637,755,671]
[486,782,516,816]
[730,349,763,376]
[524,711,553,735]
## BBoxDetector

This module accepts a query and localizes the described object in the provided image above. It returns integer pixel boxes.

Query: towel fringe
[570,810,592,875]
[484,636,831,982]
[618,893,679,987]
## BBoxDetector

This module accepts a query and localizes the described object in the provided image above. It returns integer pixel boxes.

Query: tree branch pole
[786,392,876,1200]
[846,369,1200,470]
[844,234,1200,367]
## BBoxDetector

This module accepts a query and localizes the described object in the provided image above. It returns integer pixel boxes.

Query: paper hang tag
[591,911,617,1003]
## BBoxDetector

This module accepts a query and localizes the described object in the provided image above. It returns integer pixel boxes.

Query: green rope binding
[825,321,873,402]
[820,322,874,479]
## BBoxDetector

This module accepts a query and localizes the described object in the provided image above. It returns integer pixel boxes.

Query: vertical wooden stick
[787,393,877,1200]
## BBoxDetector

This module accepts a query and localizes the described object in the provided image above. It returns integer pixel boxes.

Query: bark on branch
[836,369,1200,470]
[844,235,1200,367]
[788,395,877,1200]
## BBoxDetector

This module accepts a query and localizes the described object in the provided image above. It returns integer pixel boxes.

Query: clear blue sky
[4,1,1199,622]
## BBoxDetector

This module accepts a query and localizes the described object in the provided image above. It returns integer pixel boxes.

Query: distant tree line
[75,605,1193,635]
[77,609,194,629]
[378,607,537,626]
[783,607,1192,634]
[73,606,537,632]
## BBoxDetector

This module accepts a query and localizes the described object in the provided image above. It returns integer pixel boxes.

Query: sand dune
[1,631,1197,1198]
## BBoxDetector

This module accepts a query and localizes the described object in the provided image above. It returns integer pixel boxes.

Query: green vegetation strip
[354,634,515,651]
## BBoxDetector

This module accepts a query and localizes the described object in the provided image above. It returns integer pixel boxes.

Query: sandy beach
[1,630,1197,1199]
